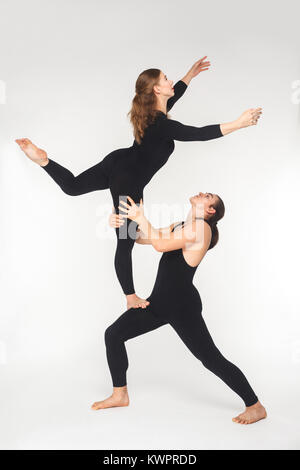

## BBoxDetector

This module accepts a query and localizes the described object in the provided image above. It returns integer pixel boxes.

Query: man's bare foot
[15,138,49,166]
[91,386,129,411]
[232,400,267,424]
[126,293,150,309]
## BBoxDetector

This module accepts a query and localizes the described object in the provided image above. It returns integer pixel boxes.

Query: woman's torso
[105,112,175,194]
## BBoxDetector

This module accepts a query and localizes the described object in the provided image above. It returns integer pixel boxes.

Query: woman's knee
[104,324,121,347]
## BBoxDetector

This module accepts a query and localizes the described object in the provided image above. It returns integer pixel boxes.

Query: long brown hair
[127,68,163,144]
[207,195,225,250]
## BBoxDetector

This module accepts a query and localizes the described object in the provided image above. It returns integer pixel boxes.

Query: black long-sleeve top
[41,80,223,200]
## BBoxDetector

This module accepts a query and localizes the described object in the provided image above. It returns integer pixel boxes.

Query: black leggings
[104,305,259,408]
[42,156,141,295]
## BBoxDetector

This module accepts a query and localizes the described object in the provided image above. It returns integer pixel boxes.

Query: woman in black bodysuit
[91,193,267,425]
[15,58,262,309]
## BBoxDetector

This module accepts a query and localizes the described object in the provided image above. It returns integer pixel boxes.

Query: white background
[1,0,300,450]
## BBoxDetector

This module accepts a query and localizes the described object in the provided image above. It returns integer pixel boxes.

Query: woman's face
[189,192,218,216]
[154,71,174,98]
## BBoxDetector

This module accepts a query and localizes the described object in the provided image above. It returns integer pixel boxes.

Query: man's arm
[109,205,181,244]
[118,197,206,252]
[136,216,199,252]
[135,221,182,245]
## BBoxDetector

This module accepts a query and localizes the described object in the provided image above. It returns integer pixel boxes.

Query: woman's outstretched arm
[160,108,262,141]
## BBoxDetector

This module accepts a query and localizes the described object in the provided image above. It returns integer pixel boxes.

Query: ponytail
[207,200,224,250]
[127,68,162,144]
[208,221,219,250]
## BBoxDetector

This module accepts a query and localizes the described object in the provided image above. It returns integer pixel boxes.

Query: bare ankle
[126,293,136,299]
[113,386,128,395]
[247,400,262,409]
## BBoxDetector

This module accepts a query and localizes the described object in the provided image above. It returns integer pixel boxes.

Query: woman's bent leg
[170,310,258,407]
[104,306,167,387]
[41,157,110,195]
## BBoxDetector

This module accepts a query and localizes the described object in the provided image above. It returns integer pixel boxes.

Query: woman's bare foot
[126,293,150,309]
[91,386,129,410]
[15,138,49,166]
[232,400,267,425]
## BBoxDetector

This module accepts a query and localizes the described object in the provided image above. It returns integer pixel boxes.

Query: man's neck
[191,207,205,222]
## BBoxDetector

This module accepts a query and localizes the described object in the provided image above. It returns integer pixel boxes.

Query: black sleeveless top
[146,218,211,307]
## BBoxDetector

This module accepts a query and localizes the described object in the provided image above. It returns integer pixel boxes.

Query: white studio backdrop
[0,0,300,450]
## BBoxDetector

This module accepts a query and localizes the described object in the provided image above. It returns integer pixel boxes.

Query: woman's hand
[189,56,211,78]
[118,196,144,223]
[220,107,263,136]
[109,206,125,228]
[236,107,262,128]
[182,56,211,85]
